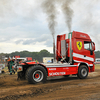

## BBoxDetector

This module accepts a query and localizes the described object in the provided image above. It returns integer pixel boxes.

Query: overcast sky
[0,0,100,53]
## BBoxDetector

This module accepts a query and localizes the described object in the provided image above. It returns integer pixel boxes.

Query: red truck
[14,31,95,84]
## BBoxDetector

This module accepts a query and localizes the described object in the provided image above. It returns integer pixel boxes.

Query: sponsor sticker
[77,41,82,50]
[49,72,66,76]
[49,68,56,70]
[80,35,86,38]
[63,68,69,70]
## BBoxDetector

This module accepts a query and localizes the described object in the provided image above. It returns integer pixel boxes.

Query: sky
[0,0,100,53]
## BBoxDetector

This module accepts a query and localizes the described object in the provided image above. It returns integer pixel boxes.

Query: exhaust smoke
[42,0,57,62]
[42,0,73,62]
[61,0,73,32]
[42,0,57,39]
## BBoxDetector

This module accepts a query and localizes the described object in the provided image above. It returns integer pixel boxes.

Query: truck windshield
[84,41,92,50]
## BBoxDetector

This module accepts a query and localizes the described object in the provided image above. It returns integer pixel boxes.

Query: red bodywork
[47,31,95,76]
[47,66,78,76]
[56,34,66,60]
[56,31,95,73]
[19,31,95,77]
[26,57,32,61]
[14,55,20,58]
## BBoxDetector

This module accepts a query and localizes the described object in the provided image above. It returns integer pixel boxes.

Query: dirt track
[0,69,100,100]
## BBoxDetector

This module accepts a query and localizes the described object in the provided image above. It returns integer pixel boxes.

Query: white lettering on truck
[49,68,56,70]
[49,72,66,76]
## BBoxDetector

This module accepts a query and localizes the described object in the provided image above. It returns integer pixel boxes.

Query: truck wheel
[78,65,88,79]
[27,65,47,84]
[25,67,32,80]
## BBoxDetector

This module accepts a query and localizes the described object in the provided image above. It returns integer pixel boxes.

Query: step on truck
[13,31,95,84]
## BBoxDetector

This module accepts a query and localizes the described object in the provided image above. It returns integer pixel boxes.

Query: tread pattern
[78,65,88,79]
[26,65,47,84]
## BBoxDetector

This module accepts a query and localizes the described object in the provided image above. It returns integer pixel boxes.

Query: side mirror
[92,42,95,51]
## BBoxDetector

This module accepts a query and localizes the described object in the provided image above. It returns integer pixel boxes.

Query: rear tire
[27,65,47,84]
[78,65,88,79]
[25,67,32,80]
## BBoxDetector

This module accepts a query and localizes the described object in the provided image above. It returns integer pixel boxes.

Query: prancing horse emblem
[77,41,82,50]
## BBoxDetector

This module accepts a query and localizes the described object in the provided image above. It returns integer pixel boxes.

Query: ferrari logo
[77,41,82,50]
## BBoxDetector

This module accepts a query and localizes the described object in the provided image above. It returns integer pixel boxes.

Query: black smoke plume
[61,0,73,32]
[42,0,57,39]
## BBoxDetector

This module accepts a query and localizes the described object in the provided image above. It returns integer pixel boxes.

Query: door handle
[84,55,86,57]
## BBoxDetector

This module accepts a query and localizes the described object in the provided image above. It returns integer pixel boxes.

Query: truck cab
[56,31,95,72]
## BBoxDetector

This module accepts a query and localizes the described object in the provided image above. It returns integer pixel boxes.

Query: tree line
[94,51,100,58]
[0,49,53,62]
[0,50,100,62]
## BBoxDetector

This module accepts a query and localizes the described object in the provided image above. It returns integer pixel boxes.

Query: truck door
[73,40,94,63]
[83,41,94,62]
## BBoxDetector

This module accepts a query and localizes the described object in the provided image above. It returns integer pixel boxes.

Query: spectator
[14,58,19,64]
[19,60,22,64]
[7,57,11,72]
[9,58,15,75]
[33,59,35,62]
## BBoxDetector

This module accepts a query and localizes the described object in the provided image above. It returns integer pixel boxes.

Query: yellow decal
[77,41,82,50]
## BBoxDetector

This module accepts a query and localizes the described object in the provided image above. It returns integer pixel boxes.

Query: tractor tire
[26,65,47,84]
[78,65,88,79]
[25,66,32,80]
